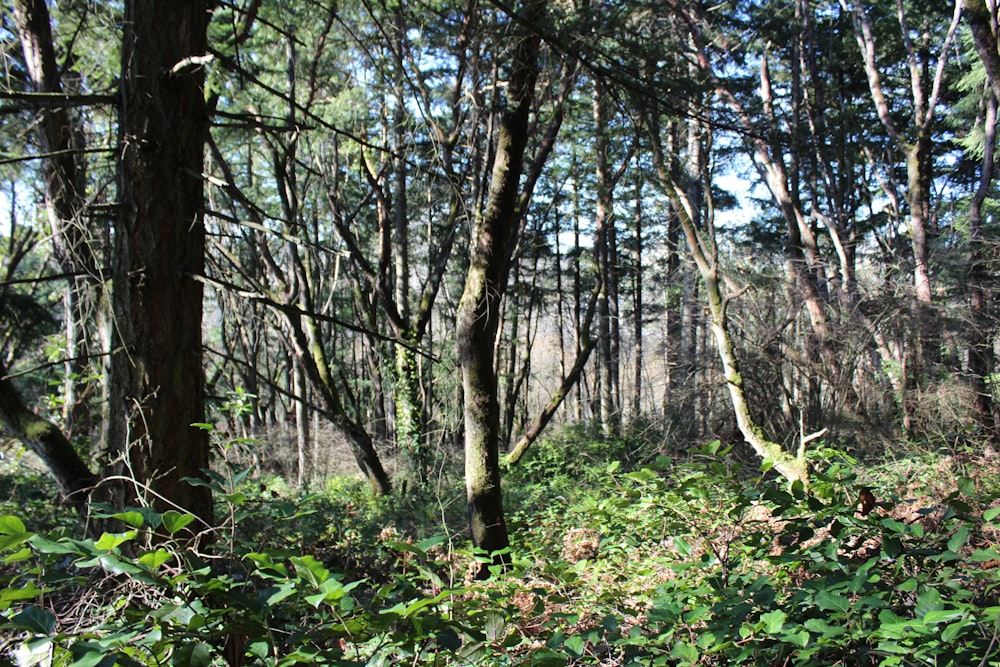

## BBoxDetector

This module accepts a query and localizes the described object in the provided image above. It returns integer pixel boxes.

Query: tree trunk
[13,0,100,437]
[593,79,621,437]
[108,0,216,526]
[844,0,963,305]
[964,3,1000,438]
[650,112,809,486]
[456,0,543,576]
[294,359,309,487]
[0,361,95,517]
[631,170,645,420]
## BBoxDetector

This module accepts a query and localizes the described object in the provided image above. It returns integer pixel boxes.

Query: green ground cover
[1,433,999,666]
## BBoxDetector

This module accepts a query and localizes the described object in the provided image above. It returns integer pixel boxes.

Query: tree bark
[108,0,216,526]
[649,109,809,486]
[964,0,1000,438]
[593,79,621,437]
[843,0,963,304]
[13,0,100,437]
[0,361,95,517]
[456,0,543,576]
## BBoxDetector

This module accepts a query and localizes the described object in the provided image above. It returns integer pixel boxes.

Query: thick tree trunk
[964,6,1000,438]
[905,136,934,305]
[108,0,215,526]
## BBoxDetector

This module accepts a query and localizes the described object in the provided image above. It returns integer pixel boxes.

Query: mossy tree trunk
[650,114,809,487]
[963,0,1000,440]
[0,362,95,517]
[456,0,543,576]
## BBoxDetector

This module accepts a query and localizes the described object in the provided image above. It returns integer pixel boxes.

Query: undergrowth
[1,435,999,665]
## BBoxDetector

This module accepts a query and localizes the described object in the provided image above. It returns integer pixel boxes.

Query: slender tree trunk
[572,176,585,421]
[456,0,543,575]
[284,305,393,495]
[294,359,309,486]
[108,0,215,526]
[650,111,808,485]
[631,171,645,421]
[13,0,100,437]
[593,79,620,436]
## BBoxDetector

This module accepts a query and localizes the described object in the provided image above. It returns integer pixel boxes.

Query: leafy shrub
[2,440,999,665]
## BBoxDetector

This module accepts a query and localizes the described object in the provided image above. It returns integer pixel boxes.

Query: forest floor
[1,432,999,665]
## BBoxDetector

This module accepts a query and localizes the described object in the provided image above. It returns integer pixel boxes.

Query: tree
[456,0,547,574]
[4,0,103,514]
[107,0,216,526]
[842,0,963,305]
[961,0,1000,439]
[12,0,102,437]
[0,227,95,515]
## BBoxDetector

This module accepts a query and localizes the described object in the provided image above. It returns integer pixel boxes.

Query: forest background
[2,0,1000,664]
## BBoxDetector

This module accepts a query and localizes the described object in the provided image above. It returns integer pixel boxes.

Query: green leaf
[803,618,846,638]
[761,610,787,634]
[97,554,142,576]
[403,590,449,618]
[95,531,137,551]
[0,582,41,608]
[111,511,146,528]
[564,635,585,657]
[4,546,32,564]
[246,641,270,660]
[9,605,56,635]
[673,536,692,557]
[971,548,1000,562]
[916,588,943,619]
[923,609,964,624]
[484,611,505,643]
[947,526,970,554]
[28,535,86,556]
[780,630,810,647]
[225,492,247,506]
[815,590,850,614]
[161,511,195,535]
[983,506,1000,522]
[137,548,173,570]
[0,534,30,551]
[291,555,330,587]
[171,642,212,667]
[417,534,449,552]
[0,515,26,535]
[670,640,699,663]
[942,620,967,643]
